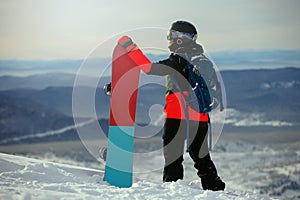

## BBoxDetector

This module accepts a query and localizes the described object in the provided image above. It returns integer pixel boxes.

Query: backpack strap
[169,53,214,151]
[185,53,213,150]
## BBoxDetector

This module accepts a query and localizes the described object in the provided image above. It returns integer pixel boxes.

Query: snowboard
[103,36,151,188]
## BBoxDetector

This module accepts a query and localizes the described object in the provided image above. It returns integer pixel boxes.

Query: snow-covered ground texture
[1,138,299,200]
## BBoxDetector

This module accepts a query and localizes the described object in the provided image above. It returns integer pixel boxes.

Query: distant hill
[222,67,300,123]
[0,67,300,144]
[1,50,300,75]
[1,67,299,121]
[0,95,78,144]
[0,73,104,90]
[0,86,111,118]
[211,50,300,69]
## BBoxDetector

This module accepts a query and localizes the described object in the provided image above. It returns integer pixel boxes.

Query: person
[102,20,225,190]
[145,20,225,191]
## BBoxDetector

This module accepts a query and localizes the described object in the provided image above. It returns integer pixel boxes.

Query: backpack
[171,53,223,113]
[187,53,223,112]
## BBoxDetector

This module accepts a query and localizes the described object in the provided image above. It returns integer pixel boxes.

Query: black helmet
[167,21,198,52]
[167,21,198,41]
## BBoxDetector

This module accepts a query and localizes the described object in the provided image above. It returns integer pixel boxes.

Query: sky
[0,0,300,60]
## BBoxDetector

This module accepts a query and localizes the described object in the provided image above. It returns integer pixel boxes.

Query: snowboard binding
[104,83,111,96]
[99,147,107,161]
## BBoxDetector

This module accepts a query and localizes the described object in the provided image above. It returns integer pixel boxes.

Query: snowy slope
[0,152,271,200]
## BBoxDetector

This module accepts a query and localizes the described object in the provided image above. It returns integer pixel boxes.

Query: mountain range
[0,67,299,144]
[1,50,300,76]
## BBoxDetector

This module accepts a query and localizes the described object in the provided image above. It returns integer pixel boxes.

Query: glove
[118,36,152,74]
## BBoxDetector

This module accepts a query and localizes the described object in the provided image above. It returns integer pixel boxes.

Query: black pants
[162,118,217,182]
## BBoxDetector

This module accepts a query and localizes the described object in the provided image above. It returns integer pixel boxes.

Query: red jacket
[165,91,209,122]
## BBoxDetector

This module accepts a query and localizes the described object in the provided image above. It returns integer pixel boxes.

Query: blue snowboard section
[104,126,134,188]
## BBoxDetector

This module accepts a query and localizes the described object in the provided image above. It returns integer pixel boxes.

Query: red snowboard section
[109,36,151,126]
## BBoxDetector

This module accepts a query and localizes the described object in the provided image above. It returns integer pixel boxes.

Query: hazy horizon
[1,49,299,77]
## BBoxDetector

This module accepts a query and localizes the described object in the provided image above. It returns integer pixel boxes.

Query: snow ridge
[0,119,95,144]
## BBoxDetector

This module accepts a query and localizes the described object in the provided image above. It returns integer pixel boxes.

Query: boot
[163,157,184,182]
[163,167,183,182]
[194,155,225,191]
[200,174,225,191]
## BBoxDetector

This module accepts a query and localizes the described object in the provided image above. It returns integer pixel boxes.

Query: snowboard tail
[104,126,134,187]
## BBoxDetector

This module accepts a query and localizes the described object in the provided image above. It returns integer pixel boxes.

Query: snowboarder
[102,21,225,190]
[145,20,225,191]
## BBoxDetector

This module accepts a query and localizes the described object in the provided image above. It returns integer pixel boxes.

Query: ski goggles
[167,30,197,41]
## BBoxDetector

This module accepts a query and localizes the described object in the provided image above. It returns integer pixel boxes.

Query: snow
[1,137,300,199]
[0,153,270,200]
[260,80,300,90]
[0,152,272,200]
[225,108,294,127]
